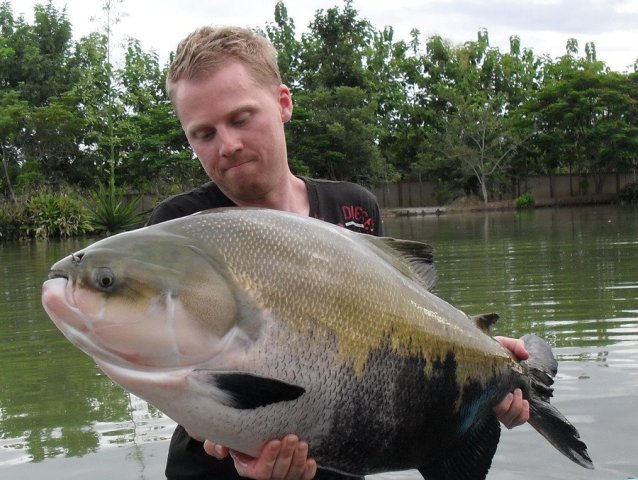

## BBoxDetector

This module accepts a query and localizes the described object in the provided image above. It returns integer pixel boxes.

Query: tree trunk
[1,146,17,204]
[480,176,489,204]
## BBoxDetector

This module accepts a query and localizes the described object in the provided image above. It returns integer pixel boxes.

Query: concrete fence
[372,172,637,209]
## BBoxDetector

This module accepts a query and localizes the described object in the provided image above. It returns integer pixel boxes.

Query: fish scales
[184,211,508,382]
[41,208,593,478]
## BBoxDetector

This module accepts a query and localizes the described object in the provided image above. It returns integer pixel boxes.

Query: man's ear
[278,84,293,122]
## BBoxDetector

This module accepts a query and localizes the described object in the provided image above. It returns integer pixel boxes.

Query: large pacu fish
[41,208,592,478]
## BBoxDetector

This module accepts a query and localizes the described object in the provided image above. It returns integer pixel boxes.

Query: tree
[69,32,111,181]
[287,86,383,184]
[441,93,528,203]
[264,1,301,92]
[281,1,385,184]
[526,63,638,193]
[298,0,372,90]
[0,90,28,201]
[0,1,86,193]
[116,38,198,188]
[365,26,417,182]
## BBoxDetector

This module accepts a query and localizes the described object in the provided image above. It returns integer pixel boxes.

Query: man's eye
[233,113,250,126]
[198,130,215,140]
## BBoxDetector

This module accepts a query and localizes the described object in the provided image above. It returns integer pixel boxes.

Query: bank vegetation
[1,0,637,239]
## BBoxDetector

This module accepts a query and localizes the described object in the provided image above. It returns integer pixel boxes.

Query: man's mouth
[225,158,253,174]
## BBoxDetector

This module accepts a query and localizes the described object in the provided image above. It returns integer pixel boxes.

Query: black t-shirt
[149,177,382,480]
[148,177,383,236]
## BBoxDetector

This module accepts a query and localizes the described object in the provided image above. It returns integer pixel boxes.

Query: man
[149,25,530,480]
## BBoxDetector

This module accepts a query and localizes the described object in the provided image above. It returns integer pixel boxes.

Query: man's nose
[218,127,242,157]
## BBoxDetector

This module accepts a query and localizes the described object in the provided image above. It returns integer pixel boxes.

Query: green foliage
[24,191,92,238]
[619,182,638,203]
[89,178,145,235]
[0,200,26,240]
[287,86,383,184]
[14,160,45,193]
[1,0,637,213]
[299,0,372,90]
[515,192,536,209]
[433,180,452,206]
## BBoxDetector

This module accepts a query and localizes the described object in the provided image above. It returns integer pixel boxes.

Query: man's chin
[219,176,271,203]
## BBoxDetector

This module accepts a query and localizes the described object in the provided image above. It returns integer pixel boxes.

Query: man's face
[172,61,293,203]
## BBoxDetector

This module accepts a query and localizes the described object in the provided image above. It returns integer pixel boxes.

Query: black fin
[471,313,500,333]
[364,236,438,291]
[418,414,500,480]
[191,371,305,410]
[521,334,594,469]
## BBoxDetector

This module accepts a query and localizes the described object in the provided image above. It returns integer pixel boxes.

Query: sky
[12,0,638,73]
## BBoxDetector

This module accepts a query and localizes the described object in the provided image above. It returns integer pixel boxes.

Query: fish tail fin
[521,334,594,469]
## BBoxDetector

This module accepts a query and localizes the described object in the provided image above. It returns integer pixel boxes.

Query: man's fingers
[495,336,529,360]
[494,388,530,429]
[203,440,229,459]
[272,435,301,478]
[230,440,281,479]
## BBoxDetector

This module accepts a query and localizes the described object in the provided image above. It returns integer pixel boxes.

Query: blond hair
[166,26,282,101]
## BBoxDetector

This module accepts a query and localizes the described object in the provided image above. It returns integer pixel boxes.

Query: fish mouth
[48,269,70,281]
[42,277,121,368]
[42,281,167,373]
[41,276,210,375]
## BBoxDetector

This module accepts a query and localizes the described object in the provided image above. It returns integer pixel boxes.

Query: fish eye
[94,268,116,291]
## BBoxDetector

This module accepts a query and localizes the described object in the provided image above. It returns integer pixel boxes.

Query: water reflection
[383,206,638,348]
[1,206,637,479]
[0,238,174,471]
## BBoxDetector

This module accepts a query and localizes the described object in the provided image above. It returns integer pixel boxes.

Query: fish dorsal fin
[470,313,500,333]
[363,236,438,291]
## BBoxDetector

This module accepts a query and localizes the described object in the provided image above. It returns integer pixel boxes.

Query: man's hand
[493,336,531,429]
[199,434,317,480]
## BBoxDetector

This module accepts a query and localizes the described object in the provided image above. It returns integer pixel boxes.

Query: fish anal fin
[190,370,305,410]
[418,415,500,480]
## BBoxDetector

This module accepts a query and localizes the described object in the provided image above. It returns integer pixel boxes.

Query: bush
[619,182,638,203]
[89,180,145,235]
[433,180,452,205]
[515,192,535,209]
[25,191,92,238]
[0,201,27,240]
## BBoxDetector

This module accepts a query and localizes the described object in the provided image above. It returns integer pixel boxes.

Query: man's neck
[231,175,310,215]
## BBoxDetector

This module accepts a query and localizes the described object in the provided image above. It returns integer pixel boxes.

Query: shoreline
[383,194,621,217]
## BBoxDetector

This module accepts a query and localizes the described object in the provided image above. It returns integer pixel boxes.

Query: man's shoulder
[303,177,382,236]
[306,178,377,202]
[147,182,234,225]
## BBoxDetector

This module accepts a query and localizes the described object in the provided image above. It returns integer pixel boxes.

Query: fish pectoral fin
[418,414,500,480]
[190,370,305,410]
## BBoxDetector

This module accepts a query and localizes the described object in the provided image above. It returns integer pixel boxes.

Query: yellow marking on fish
[185,211,513,396]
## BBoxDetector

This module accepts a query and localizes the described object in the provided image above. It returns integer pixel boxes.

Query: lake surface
[1,205,637,479]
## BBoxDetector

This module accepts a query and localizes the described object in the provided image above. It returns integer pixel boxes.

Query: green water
[1,206,637,479]
[385,206,638,347]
